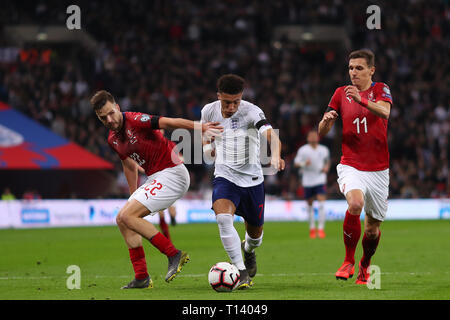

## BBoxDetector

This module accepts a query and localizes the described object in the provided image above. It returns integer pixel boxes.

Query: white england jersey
[201,100,272,187]
[294,144,330,187]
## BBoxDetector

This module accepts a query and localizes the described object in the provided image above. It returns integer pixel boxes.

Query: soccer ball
[208,262,240,292]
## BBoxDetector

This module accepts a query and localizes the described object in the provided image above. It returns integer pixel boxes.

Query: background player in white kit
[202,74,285,289]
[294,130,330,239]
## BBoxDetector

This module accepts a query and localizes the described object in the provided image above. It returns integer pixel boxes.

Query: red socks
[361,230,381,268]
[159,214,171,241]
[150,232,179,257]
[342,210,381,267]
[128,232,178,280]
[128,246,149,280]
[343,210,361,265]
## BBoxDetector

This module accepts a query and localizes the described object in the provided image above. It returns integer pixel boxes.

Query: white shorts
[129,164,190,214]
[336,164,389,221]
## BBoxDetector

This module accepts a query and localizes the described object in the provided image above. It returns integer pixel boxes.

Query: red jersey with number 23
[328,82,393,171]
[107,112,182,176]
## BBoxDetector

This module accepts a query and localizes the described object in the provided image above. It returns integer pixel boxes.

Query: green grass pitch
[0,220,449,300]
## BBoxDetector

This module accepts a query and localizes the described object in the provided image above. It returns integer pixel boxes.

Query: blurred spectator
[1,187,16,201]
[22,189,42,200]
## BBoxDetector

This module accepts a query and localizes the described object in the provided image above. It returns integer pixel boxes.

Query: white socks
[216,214,245,270]
[307,205,315,230]
[308,202,326,230]
[318,202,326,230]
[244,231,263,253]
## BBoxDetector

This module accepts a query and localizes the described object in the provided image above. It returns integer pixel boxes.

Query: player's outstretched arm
[121,157,139,195]
[318,110,338,137]
[262,128,285,171]
[158,117,223,134]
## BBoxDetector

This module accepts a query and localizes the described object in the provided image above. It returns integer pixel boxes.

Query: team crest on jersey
[140,114,150,122]
[382,85,392,99]
[231,118,239,129]
[368,91,375,102]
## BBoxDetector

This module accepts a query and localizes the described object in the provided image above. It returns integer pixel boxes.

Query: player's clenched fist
[322,110,339,123]
[318,109,338,137]
[344,85,361,103]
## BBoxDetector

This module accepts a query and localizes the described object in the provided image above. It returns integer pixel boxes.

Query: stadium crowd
[0,0,448,199]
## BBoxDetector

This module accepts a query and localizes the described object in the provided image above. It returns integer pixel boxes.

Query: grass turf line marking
[0,271,442,280]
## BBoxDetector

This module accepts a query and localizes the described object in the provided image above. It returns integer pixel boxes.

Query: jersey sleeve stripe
[255,119,270,130]
[151,116,160,129]
[326,106,338,114]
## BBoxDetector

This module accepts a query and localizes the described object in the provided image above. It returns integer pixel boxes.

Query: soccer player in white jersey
[294,130,330,239]
[201,74,285,289]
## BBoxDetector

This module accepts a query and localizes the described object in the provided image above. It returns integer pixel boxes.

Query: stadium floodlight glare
[36,32,48,41]
[302,32,314,41]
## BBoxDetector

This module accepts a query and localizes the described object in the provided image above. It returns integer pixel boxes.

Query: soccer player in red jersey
[318,49,392,284]
[91,90,222,289]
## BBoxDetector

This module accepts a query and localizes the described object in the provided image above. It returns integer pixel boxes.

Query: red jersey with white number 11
[328,82,393,171]
[107,112,182,176]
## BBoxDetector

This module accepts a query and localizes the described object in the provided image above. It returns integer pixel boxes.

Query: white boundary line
[0,271,443,281]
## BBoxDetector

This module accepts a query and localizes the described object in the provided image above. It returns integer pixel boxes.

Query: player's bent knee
[116,211,125,226]
[116,211,134,228]
[348,200,364,215]
[364,228,379,239]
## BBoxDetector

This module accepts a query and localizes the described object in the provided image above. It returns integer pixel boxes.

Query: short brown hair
[90,90,115,111]
[349,49,375,67]
[217,74,245,94]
